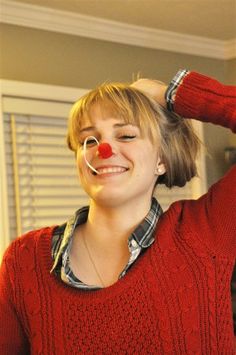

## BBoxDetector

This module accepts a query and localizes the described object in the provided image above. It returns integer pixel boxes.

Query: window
[3,100,89,242]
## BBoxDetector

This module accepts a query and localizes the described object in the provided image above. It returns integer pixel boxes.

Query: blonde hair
[67,83,200,188]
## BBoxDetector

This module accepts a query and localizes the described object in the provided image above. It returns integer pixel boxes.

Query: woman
[0,70,235,354]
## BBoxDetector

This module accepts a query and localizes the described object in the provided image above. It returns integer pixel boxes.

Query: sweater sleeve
[0,243,30,355]
[182,165,236,257]
[174,71,236,132]
[174,72,236,256]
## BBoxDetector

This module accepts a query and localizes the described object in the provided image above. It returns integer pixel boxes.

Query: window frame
[0,80,88,259]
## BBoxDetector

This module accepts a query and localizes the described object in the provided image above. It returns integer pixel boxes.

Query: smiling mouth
[92,166,128,176]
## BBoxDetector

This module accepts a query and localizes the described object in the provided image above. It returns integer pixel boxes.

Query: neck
[70,197,153,287]
[84,197,152,247]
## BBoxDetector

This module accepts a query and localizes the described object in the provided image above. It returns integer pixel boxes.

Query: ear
[155,161,166,176]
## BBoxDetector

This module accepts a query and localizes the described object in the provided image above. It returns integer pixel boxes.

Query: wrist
[165,69,190,112]
[155,83,168,108]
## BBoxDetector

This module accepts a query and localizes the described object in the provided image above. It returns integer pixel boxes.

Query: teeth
[96,167,127,174]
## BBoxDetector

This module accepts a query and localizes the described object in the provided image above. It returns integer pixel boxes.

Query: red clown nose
[98,143,113,159]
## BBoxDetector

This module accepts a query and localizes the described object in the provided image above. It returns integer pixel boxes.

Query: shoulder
[160,166,236,256]
[184,165,236,221]
[1,226,56,304]
[171,164,236,223]
[2,226,56,268]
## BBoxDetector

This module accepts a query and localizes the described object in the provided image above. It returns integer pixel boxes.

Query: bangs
[67,83,160,151]
[77,99,137,128]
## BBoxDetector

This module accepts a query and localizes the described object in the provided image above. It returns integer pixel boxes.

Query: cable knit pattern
[0,72,235,354]
[175,71,236,128]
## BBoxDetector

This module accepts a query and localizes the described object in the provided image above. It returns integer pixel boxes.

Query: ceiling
[8,0,236,40]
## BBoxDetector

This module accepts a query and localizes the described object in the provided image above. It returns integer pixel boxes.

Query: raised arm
[174,71,236,132]
[132,70,236,256]
[132,70,236,132]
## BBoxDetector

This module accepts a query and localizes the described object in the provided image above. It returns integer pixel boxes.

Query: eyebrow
[79,123,136,133]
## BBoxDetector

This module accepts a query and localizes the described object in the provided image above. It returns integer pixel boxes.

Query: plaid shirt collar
[130,197,162,248]
[51,197,163,275]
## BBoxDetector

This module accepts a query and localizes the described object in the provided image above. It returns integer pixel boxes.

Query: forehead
[79,102,129,129]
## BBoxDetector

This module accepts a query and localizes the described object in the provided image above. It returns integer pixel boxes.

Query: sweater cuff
[174,71,216,118]
[165,69,189,111]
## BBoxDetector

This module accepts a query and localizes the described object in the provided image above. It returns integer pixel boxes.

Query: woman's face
[76,104,165,208]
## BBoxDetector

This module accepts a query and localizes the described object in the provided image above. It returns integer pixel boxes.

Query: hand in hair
[131,79,168,108]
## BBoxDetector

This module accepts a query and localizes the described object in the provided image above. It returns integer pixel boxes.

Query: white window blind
[3,97,89,242]
[2,95,201,244]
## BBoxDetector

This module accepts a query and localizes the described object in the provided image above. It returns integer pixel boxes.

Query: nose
[97,142,113,159]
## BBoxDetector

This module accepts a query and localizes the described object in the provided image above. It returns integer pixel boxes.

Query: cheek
[76,147,96,179]
[141,152,159,176]
[76,150,85,176]
[138,145,158,163]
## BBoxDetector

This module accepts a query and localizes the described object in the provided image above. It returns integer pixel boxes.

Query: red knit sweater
[0,72,236,354]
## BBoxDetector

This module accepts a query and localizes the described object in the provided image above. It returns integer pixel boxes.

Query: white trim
[0,0,235,60]
[0,79,88,102]
[2,97,72,117]
[0,85,10,261]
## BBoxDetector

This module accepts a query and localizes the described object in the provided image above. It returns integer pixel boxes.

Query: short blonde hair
[67,83,200,188]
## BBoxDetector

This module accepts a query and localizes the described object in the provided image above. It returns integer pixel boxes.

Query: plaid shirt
[51,197,163,290]
[165,69,189,111]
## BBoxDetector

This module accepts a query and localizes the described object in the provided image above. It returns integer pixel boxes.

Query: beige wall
[203,58,236,186]
[0,23,234,187]
[0,24,226,87]
[225,59,236,85]
[226,59,236,146]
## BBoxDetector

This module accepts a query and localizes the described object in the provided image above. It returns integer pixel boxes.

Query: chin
[92,194,126,208]
[88,188,133,208]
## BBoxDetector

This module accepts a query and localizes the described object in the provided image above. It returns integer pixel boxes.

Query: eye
[86,138,97,145]
[80,137,98,146]
[119,135,136,141]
